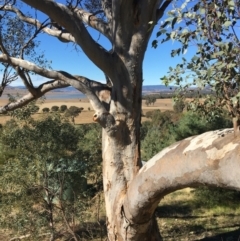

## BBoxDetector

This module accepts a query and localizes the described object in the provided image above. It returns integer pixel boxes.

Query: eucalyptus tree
[156,0,240,135]
[0,1,239,240]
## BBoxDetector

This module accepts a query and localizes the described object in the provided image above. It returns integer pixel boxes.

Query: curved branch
[0,54,115,128]
[74,8,111,40]
[0,79,69,113]
[156,0,172,21]
[124,129,240,224]
[1,5,75,43]
[21,0,113,76]
[0,54,105,107]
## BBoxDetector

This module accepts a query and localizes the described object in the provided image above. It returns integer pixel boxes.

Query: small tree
[145,95,157,106]
[51,105,59,112]
[173,98,185,113]
[42,107,50,113]
[65,106,81,124]
[60,104,67,112]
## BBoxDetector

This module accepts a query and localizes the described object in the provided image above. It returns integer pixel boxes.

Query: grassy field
[0,98,174,125]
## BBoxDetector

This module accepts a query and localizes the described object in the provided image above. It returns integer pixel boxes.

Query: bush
[60,105,67,112]
[51,105,59,112]
[194,187,240,207]
[0,116,89,239]
[42,107,50,113]
[145,95,156,106]
[64,106,81,124]
[173,99,185,113]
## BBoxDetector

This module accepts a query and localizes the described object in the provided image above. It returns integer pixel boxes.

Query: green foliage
[51,105,59,112]
[156,0,240,123]
[173,98,185,113]
[173,111,232,141]
[60,104,67,112]
[141,110,177,160]
[0,115,95,239]
[194,187,240,207]
[141,110,232,160]
[145,95,157,106]
[42,107,50,113]
[76,123,102,187]
[7,94,40,123]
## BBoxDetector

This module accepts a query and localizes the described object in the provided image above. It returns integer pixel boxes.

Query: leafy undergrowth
[1,188,239,240]
[157,188,240,241]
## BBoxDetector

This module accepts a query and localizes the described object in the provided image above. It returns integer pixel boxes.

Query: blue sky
[6,2,189,87]
[22,26,185,87]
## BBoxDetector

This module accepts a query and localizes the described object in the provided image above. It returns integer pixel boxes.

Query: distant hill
[3,85,176,100]
[8,85,174,93]
[142,85,176,94]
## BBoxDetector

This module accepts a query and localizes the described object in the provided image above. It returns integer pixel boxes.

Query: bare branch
[0,53,115,127]
[0,79,69,113]
[124,129,240,224]
[156,0,172,21]
[15,67,38,96]
[75,8,111,40]
[21,0,113,76]
[0,5,76,43]
[2,53,107,99]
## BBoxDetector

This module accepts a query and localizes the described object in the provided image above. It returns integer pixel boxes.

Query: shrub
[51,105,59,112]
[194,187,240,207]
[60,105,67,112]
[145,95,156,106]
[42,107,50,113]
[173,99,185,113]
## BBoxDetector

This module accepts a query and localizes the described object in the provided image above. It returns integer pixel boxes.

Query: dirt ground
[0,98,173,125]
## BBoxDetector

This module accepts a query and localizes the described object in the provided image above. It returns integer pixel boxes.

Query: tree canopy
[155,0,240,133]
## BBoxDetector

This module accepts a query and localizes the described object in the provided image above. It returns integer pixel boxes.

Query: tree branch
[74,8,111,40]
[0,54,115,128]
[21,0,113,76]
[0,79,69,113]
[101,0,112,22]
[123,129,240,224]
[156,0,172,21]
[0,54,102,103]
[1,5,76,43]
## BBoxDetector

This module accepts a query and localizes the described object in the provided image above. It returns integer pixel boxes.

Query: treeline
[142,88,213,100]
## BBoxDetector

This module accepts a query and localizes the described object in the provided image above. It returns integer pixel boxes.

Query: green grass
[1,188,239,240]
[157,188,240,240]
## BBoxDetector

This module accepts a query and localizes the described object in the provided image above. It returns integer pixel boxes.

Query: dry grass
[0,98,174,125]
